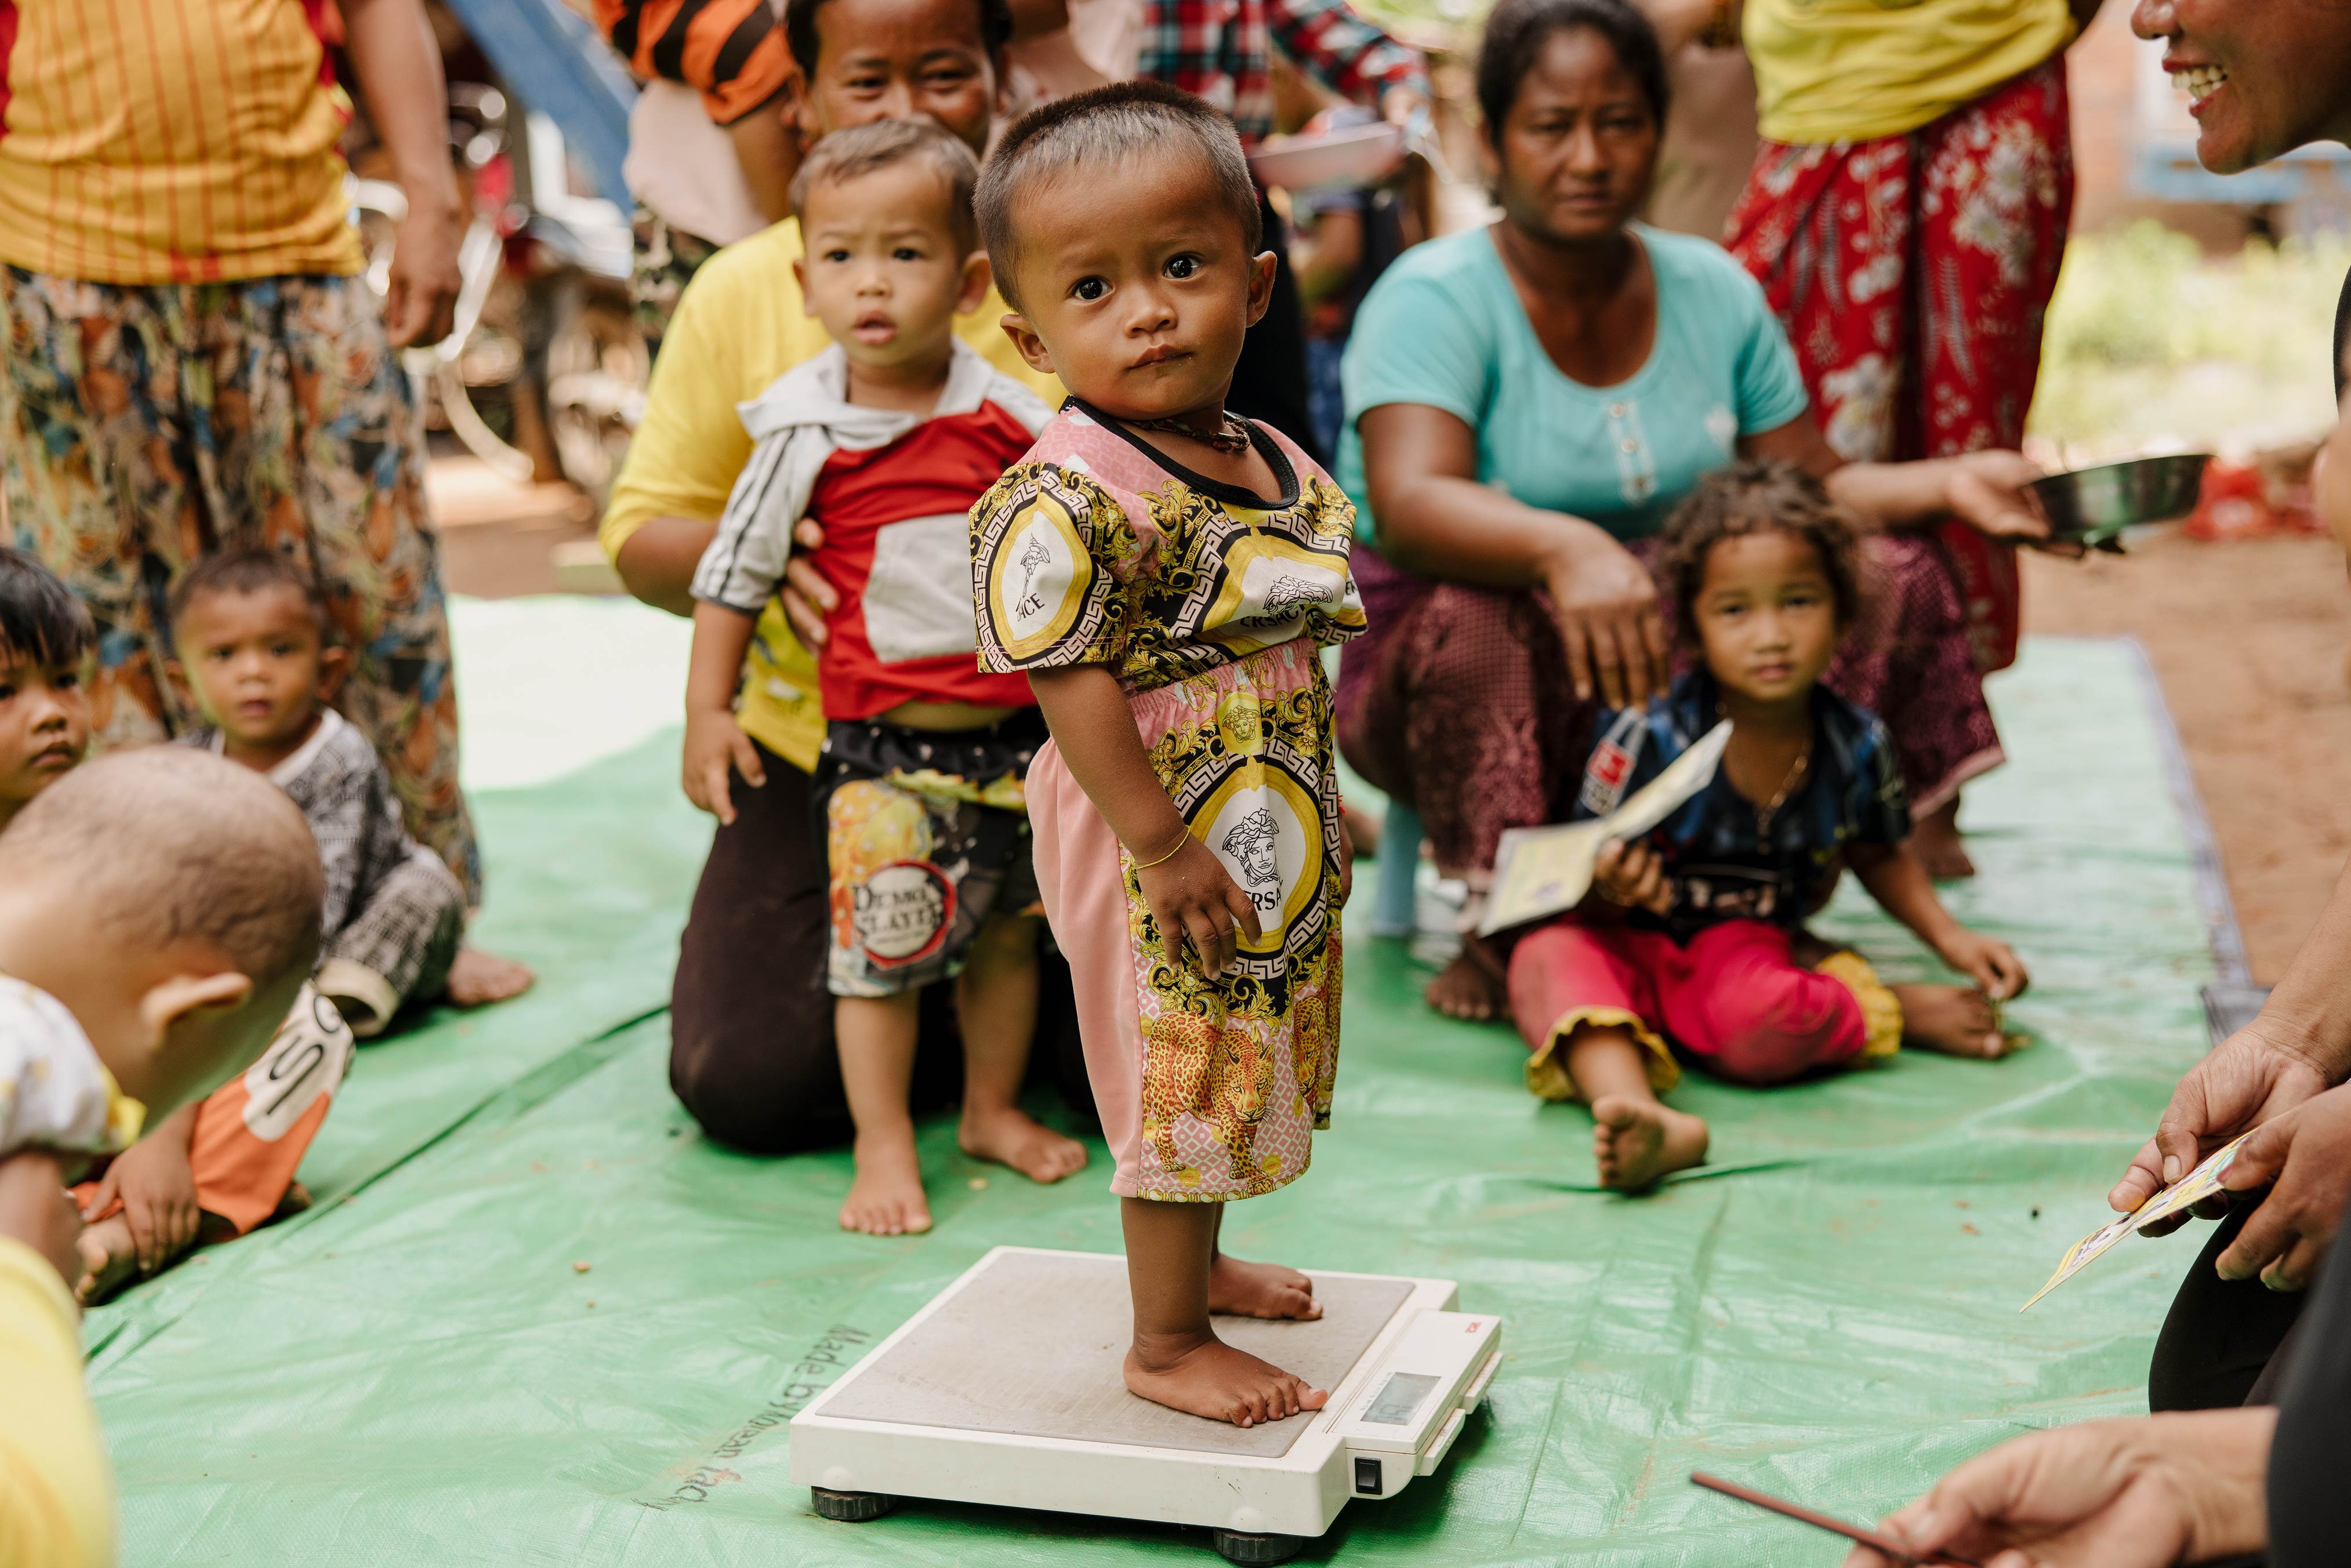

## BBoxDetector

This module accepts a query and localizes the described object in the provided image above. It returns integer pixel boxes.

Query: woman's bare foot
[1906,798,1975,880]
[958,1103,1089,1184]
[1126,1330,1330,1427]
[74,1214,140,1305]
[1425,935,1507,1021]
[840,1130,933,1235]
[447,945,536,1007]
[1207,1253,1321,1320]
[1590,1094,1709,1191]
[1893,983,2018,1059]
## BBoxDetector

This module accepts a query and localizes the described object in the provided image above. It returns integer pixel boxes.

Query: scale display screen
[1362,1371,1440,1426]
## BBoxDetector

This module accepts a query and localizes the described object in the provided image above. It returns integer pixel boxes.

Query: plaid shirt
[1140,0,1428,149]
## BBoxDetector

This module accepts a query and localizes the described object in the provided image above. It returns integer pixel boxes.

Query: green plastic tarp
[85,607,2216,1566]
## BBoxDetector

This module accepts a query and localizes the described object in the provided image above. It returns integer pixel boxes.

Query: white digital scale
[790,1246,1503,1564]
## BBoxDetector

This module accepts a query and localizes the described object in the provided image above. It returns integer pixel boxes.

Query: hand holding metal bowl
[2026,454,2212,554]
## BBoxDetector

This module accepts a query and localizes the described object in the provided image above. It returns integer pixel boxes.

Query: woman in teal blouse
[1336,0,2052,1019]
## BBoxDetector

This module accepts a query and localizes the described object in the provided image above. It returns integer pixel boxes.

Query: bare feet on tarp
[1425,935,1507,1021]
[840,1129,933,1236]
[958,1102,1089,1185]
[1894,983,2020,1059]
[1126,1330,1330,1427]
[1207,1253,1321,1320]
[447,945,536,1007]
[1906,797,1975,880]
[1590,1094,1709,1192]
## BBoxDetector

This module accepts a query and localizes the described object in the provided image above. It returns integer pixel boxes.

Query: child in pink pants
[1511,462,2030,1190]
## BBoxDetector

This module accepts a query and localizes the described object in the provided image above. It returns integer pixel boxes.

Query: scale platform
[790,1246,1501,1563]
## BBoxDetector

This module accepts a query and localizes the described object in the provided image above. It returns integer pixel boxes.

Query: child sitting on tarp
[682,118,1085,1237]
[6,552,376,1297]
[169,549,469,1040]
[0,742,326,1566]
[1510,462,2030,1191]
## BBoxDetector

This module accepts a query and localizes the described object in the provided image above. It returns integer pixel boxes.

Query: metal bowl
[2028,453,2211,551]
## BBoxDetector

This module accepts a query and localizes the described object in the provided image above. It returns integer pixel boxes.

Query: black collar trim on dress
[1065,396,1301,510]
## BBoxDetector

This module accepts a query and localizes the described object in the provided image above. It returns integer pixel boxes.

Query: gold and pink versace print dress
[970,402,1365,1202]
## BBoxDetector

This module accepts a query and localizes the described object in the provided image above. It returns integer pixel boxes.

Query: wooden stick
[1689,1472,1985,1568]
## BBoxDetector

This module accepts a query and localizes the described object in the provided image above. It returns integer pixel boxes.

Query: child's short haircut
[977,82,1261,312]
[0,548,92,666]
[1658,460,1864,644]
[790,117,983,256]
[0,747,324,986]
[784,0,1014,80]
[167,549,329,637]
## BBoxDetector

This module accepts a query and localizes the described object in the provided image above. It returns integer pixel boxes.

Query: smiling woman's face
[2132,0,2351,173]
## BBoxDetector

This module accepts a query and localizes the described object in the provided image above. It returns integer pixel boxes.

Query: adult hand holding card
[2021,1133,2251,1311]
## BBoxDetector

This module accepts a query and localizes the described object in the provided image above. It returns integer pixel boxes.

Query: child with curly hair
[1511,461,2030,1191]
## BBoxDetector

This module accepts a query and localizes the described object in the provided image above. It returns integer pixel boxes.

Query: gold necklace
[1127,411,1253,454]
[1752,734,1812,835]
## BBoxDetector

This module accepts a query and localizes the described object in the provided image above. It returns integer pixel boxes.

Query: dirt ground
[2020,531,2351,983]
[430,453,2351,985]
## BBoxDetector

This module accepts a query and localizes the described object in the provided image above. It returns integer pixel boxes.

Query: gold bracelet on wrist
[1130,827,1192,870]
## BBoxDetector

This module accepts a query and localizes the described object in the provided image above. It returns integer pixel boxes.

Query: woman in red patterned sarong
[1727,0,2102,874]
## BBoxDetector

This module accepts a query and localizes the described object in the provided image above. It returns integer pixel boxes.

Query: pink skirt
[1029,641,1343,1202]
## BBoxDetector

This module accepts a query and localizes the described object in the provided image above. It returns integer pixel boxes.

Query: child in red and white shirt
[684,118,1085,1237]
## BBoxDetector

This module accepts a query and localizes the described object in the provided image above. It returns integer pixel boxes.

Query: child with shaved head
[968,84,1366,1429]
[0,745,326,1568]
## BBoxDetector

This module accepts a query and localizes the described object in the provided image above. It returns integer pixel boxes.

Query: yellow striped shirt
[0,0,364,284]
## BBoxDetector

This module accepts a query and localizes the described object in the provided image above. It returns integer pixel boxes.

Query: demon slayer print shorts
[812,712,1046,999]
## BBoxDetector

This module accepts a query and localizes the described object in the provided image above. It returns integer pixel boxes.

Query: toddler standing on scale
[684,118,1086,1236]
[969,84,1365,1428]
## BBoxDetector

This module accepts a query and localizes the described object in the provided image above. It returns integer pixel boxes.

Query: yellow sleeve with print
[602,217,1061,771]
[0,1238,114,1568]
[971,464,1129,675]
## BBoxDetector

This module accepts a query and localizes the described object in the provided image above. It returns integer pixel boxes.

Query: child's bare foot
[1425,935,1506,1021]
[74,1214,140,1305]
[958,1104,1089,1184]
[840,1130,933,1235]
[1125,1330,1329,1427]
[447,945,536,1007]
[1207,1253,1321,1320]
[1590,1094,1709,1191]
[1894,983,2016,1058]
[1906,798,1975,880]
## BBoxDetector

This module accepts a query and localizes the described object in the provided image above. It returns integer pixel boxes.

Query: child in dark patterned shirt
[168,550,472,1040]
[1510,463,2030,1192]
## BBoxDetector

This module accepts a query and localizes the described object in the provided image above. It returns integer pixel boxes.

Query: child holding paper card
[1509,462,2030,1189]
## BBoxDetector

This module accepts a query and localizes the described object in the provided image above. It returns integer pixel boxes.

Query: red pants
[1508,918,1899,1101]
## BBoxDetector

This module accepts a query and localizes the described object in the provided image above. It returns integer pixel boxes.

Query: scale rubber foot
[810,1487,896,1523]
[1210,1527,1306,1565]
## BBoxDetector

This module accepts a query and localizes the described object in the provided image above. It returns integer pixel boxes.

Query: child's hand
[82,1131,199,1277]
[682,708,765,825]
[1937,930,2029,1001]
[1137,836,1262,980]
[1593,839,1674,916]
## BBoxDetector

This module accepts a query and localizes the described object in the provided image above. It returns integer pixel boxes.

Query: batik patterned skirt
[1726,57,2074,676]
[1029,638,1342,1203]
